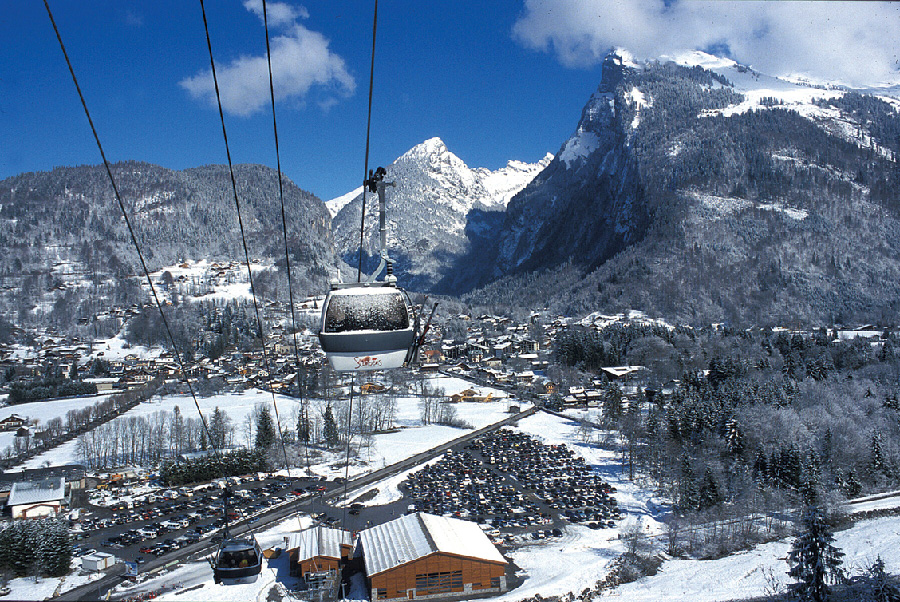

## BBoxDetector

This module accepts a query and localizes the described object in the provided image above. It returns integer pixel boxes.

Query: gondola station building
[356,513,508,601]
[286,525,353,579]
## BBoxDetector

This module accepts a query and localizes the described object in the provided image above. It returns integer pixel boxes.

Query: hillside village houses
[1,304,560,398]
[2,299,895,450]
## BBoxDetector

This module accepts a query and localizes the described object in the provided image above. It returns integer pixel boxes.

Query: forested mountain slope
[0,162,334,329]
[459,52,900,326]
[4,50,900,333]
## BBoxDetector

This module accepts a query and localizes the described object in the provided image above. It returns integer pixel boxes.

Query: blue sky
[4,1,899,201]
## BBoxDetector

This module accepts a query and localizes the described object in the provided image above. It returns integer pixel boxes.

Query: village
[0,270,897,601]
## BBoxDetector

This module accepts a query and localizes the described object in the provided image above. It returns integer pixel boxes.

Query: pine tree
[0,524,14,576]
[787,506,845,602]
[254,406,276,449]
[323,405,339,447]
[752,449,769,483]
[297,409,310,445]
[12,521,35,577]
[870,430,886,480]
[39,519,70,578]
[845,469,862,498]
[724,416,744,456]
[601,384,623,424]
[171,405,184,455]
[800,449,822,506]
[821,426,834,469]
[677,456,699,512]
[870,555,900,602]
[698,467,721,510]
[209,407,230,449]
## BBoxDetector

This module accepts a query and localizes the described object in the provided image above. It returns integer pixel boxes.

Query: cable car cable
[340,378,354,529]
[257,0,302,475]
[198,0,290,472]
[48,0,266,584]
[357,0,380,282]
[261,0,312,532]
[42,0,218,453]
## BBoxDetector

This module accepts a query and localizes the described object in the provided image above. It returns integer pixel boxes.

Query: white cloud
[180,5,353,117]
[242,0,309,27]
[512,0,900,87]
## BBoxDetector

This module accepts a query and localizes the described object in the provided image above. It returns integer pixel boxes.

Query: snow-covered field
[611,516,900,601]
[16,376,521,476]
[0,393,116,455]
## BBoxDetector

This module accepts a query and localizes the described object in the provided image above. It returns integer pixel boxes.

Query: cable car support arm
[364,166,397,284]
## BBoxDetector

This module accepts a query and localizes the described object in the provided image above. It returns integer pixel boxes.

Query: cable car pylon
[318,167,418,372]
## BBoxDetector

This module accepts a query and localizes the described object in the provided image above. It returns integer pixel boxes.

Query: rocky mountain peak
[328,138,551,290]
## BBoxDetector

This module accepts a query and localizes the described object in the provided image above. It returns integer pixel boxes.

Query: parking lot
[69,425,620,569]
[72,475,335,564]
[398,428,620,545]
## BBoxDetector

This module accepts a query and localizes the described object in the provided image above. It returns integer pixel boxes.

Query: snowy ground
[3,569,110,602]
[0,393,115,456]
[16,376,521,475]
[118,409,900,602]
[611,516,900,601]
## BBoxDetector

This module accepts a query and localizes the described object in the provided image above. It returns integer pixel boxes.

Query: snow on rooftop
[287,526,352,562]
[8,477,66,506]
[579,309,674,330]
[359,512,505,577]
[420,512,505,564]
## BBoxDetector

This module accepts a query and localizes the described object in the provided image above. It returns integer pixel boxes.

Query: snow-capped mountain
[456,50,900,325]
[329,137,551,291]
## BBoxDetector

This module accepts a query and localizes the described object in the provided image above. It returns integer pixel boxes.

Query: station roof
[7,477,66,506]
[286,526,352,562]
[358,512,505,577]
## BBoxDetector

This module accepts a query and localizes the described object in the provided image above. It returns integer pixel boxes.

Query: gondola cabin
[318,283,415,371]
[213,536,263,584]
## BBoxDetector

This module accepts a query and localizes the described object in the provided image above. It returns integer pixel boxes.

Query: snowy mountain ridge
[327,138,551,217]
[325,185,362,218]
[328,136,552,290]
[452,49,900,325]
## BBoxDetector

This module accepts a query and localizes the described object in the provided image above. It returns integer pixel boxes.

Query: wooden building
[357,513,507,601]
[286,525,353,578]
[0,415,27,432]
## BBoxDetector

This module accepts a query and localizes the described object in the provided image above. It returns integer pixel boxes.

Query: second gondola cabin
[213,536,263,584]
[318,282,415,371]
